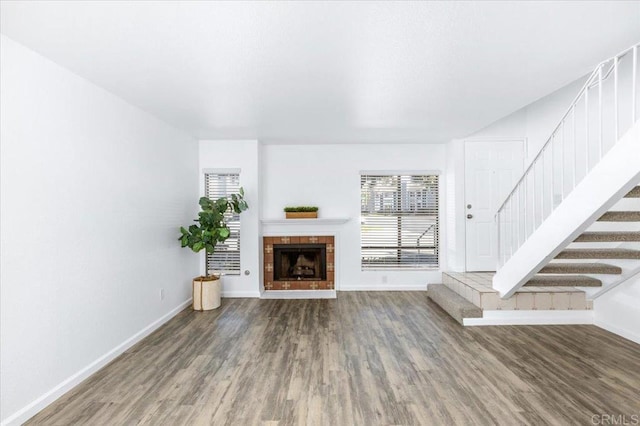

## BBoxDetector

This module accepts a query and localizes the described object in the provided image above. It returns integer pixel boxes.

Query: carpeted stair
[625,186,640,198]
[598,211,640,221]
[524,275,603,287]
[524,185,640,288]
[555,248,640,259]
[539,263,622,274]
[574,231,640,242]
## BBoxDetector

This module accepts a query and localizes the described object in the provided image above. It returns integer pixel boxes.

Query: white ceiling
[2,1,639,144]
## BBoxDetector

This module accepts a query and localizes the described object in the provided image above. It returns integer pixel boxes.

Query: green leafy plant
[179,188,248,278]
[283,206,319,212]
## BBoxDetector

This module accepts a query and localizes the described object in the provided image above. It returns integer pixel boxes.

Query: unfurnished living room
[1,1,640,425]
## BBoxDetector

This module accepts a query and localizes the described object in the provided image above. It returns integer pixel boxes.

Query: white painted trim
[594,318,640,345]
[201,167,241,174]
[260,218,350,225]
[359,170,442,176]
[261,290,336,299]
[590,266,640,299]
[0,299,192,426]
[222,291,261,298]
[340,285,427,291]
[259,140,445,146]
[463,136,528,143]
[463,309,594,326]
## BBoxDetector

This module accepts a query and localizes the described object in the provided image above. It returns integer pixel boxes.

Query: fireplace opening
[273,244,327,281]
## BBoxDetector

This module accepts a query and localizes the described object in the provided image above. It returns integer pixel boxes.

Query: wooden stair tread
[540,263,622,275]
[525,275,602,287]
[575,231,640,242]
[625,186,640,198]
[598,211,640,222]
[427,284,482,324]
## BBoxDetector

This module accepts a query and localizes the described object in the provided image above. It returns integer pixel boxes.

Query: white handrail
[496,41,640,269]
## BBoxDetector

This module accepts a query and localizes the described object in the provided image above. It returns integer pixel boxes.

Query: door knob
[467,214,473,219]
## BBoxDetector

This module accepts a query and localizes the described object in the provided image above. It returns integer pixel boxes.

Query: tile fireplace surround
[263,236,335,290]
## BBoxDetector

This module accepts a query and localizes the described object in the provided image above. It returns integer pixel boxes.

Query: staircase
[429,183,640,325]
[430,42,640,325]
[493,40,640,300]
[520,186,640,292]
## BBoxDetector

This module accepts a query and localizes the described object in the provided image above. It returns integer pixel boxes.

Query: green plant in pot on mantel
[179,189,248,311]
[284,206,319,219]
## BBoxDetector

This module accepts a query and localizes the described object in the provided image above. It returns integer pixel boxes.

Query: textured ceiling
[2,1,639,143]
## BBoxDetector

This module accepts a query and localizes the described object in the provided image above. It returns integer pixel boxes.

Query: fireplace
[264,236,334,290]
[274,244,326,281]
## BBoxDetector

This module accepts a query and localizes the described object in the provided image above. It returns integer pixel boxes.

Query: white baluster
[531,160,538,228]
[598,64,603,160]
[585,88,589,174]
[560,121,565,200]
[572,106,577,189]
[633,46,637,122]
[541,154,546,220]
[549,133,556,210]
[614,56,619,140]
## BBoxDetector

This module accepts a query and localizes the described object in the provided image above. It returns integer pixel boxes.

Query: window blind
[360,174,439,270]
[204,173,241,275]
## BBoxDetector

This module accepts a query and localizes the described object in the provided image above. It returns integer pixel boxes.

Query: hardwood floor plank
[25,292,640,425]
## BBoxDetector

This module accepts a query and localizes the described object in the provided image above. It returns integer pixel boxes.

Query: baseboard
[339,285,427,291]
[0,299,192,426]
[261,290,336,299]
[595,318,640,345]
[222,290,261,298]
[463,310,594,326]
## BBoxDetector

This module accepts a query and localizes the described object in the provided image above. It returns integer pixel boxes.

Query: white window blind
[361,174,439,270]
[205,173,241,275]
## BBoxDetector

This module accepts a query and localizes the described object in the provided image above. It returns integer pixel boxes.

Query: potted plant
[179,188,248,310]
[284,206,319,219]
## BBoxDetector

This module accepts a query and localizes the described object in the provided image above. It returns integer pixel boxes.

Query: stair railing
[496,42,640,269]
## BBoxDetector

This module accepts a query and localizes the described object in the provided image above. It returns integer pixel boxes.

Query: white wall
[470,77,586,161]
[199,140,262,297]
[445,140,466,271]
[261,143,446,290]
[445,76,588,271]
[595,274,640,345]
[0,36,198,425]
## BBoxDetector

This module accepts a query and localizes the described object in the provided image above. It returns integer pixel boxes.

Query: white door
[465,140,524,271]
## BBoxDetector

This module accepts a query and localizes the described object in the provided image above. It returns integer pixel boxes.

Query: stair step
[598,211,640,222]
[625,186,640,198]
[575,231,640,242]
[540,263,622,275]
[427,284,482,325]
[556,248,640,259]
[525,275,602,287]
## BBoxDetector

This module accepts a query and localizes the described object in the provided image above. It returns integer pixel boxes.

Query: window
[360,174,439,270]
[204,172,241,275]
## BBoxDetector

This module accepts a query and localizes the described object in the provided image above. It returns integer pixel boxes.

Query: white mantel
[260,218,350,225]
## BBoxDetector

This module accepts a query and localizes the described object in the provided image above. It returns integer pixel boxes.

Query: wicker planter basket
[193,276,222,310]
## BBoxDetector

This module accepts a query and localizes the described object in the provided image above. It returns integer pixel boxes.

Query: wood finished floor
[27,292,640,425]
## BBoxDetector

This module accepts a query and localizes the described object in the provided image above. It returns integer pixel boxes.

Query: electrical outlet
[160,288,165,300]
[381,275,388,284]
